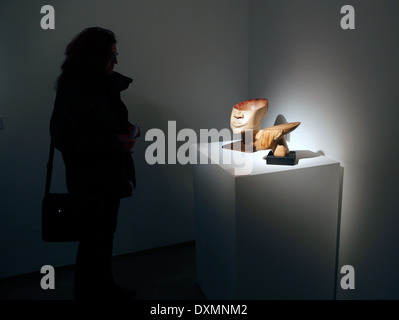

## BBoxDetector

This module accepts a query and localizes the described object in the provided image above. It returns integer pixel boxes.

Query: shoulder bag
[42,140,101,242]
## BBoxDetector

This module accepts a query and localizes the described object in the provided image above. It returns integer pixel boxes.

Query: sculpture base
[265,151,296,166]
[222,141,256,153]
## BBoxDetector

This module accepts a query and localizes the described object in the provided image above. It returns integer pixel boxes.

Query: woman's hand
[128,124,140,139]
[117,133,136,152]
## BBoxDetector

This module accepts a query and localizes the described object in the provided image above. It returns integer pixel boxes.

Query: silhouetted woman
[50,27,138,300]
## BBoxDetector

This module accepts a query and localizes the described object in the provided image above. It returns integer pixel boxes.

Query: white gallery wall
[249,0,399,299]
[0,0,249,278]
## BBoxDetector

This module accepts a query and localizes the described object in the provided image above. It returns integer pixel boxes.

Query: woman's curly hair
[56,27,117,90]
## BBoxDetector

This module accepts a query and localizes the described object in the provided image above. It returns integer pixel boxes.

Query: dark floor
[0,241,205,300]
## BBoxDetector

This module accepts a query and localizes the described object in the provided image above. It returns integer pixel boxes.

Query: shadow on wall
[274,114,287,126]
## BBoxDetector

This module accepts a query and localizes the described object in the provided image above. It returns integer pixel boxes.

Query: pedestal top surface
[194,140,339,177]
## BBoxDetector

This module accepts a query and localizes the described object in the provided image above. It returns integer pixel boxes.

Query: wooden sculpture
[230,99,269,135]
[224,98,301,157]
[254,122,301,156]
[223,99,269,152]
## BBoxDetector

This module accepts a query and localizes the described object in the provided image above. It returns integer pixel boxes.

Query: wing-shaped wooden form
[254,122,301,156]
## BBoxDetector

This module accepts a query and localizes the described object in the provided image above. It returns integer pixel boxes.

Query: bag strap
[44,140,55,196]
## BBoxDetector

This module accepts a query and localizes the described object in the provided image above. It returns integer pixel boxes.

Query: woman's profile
[50,27,138,300]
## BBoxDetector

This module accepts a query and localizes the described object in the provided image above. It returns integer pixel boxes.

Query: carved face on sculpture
[230,99,269,134]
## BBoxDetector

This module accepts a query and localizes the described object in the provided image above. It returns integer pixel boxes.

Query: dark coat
[50,72,135,198]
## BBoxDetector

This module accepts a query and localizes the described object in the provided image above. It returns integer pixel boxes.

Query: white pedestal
[192,141,341,300]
